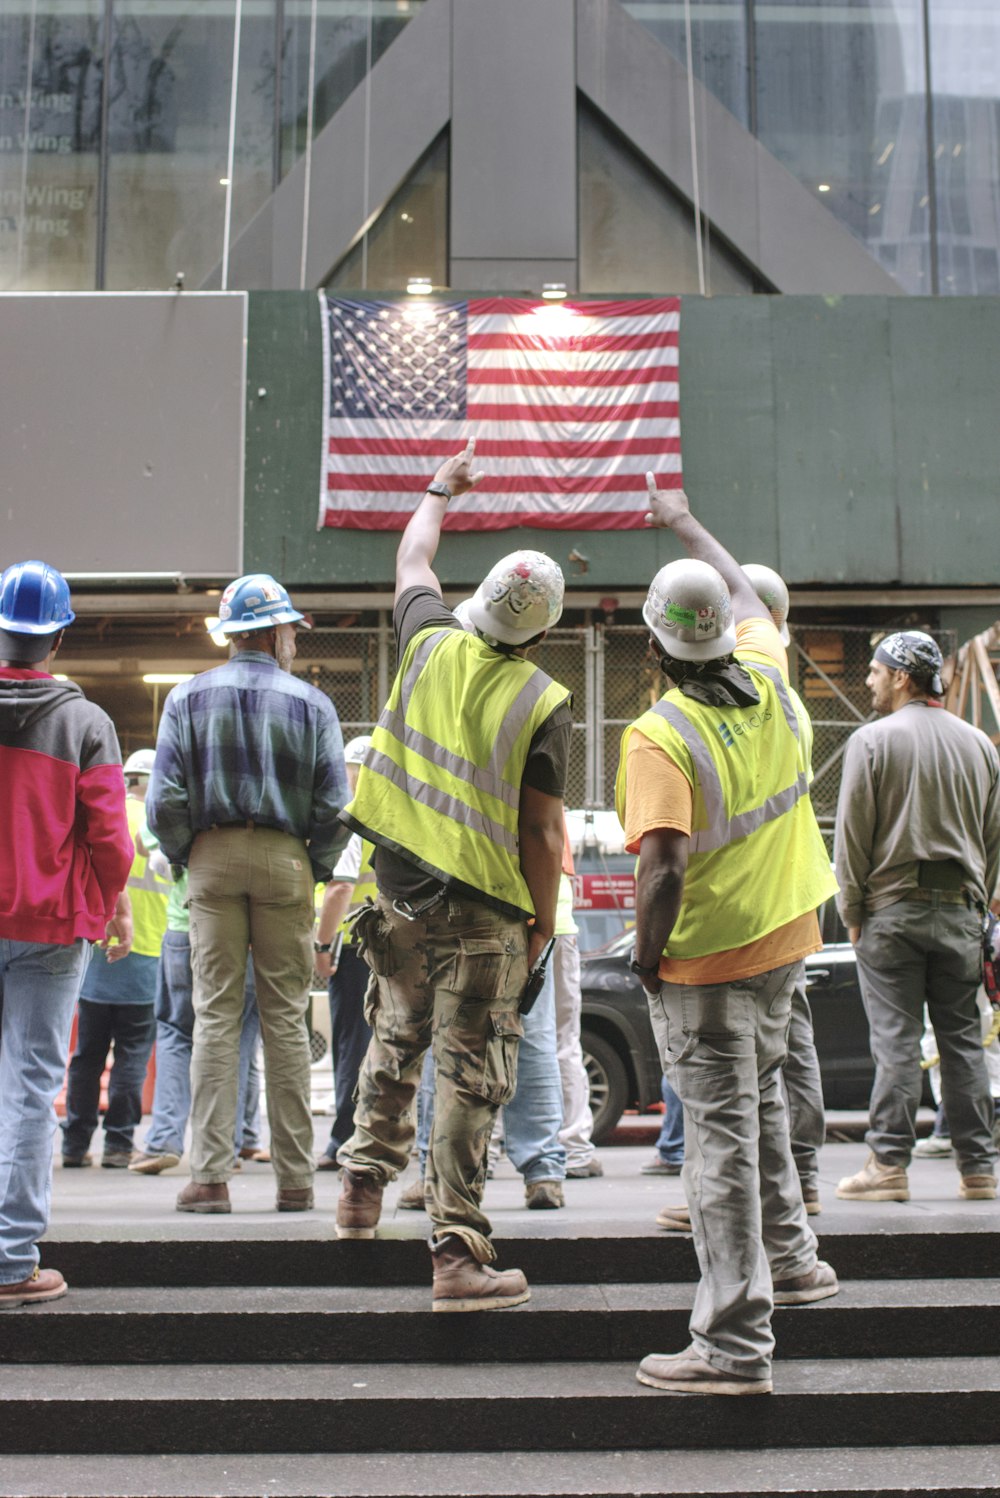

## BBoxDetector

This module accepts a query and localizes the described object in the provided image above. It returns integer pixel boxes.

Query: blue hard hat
[214,574,306,635]
[0,560,75,635]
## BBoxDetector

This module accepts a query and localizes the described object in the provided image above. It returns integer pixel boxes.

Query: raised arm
[644,474,762,624]
[395,438,486,601]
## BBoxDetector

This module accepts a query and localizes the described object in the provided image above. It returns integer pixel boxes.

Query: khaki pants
[187,826,315,1188]
[339,893,529,1264]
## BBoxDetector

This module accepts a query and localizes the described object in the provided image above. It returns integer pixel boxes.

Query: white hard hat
[643,559,736,662]
[743,563,790,646]
[343,735,373,766]
[123,748,157,777]
[466,551,565,646]
[452,598,476,633]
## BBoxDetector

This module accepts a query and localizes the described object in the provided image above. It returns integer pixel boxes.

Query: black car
[579,904,877,1144]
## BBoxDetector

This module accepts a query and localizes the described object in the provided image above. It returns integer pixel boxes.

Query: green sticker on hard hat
[665,603,698,628]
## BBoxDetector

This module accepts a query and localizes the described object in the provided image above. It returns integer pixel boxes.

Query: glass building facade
[1,0,998,295]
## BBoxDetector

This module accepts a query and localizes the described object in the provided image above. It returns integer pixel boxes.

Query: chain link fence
[294,616,957,835]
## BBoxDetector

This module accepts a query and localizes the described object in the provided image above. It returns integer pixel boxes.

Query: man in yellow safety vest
[334,439,571,1312]
[616,478,839,1396]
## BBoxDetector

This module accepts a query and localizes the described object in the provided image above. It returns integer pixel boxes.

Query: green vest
[615,657,837,960]
[125,798,171,957]
[344,626,571,917]
[340,840,377,944]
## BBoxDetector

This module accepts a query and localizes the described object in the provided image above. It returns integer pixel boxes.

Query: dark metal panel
[771,297,899,586]
[890,299,1000,586]
[0,292,245,577]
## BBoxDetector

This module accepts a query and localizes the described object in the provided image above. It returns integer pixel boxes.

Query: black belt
[208,819,283,833]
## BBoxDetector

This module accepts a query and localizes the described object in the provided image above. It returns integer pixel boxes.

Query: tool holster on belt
[345,899,378,961]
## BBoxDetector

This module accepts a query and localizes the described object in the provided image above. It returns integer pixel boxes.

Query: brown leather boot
[431,1235,530,1313]
[0,1267,68,1308]
[335,1170,383,1238]
[175,1181,231,1214]
[276,1187,314,1212]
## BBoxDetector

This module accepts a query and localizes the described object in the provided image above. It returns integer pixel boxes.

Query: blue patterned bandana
[873,631,944,696]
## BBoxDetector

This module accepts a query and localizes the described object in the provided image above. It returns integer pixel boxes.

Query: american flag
[318,294,681,532]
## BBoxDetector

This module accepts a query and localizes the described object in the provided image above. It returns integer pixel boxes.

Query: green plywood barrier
[244,292,1000,591]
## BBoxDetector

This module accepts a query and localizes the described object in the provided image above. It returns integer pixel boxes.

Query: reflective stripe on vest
[346,626,570,914]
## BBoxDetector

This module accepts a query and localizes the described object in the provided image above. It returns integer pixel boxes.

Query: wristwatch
[313,941,333,954]
[426,481,452,500]
[629,957,660,980]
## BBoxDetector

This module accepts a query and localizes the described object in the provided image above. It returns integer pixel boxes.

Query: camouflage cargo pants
[338,893,529,1263]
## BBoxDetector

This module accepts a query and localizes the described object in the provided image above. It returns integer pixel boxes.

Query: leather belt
[209,819,281,833]
[908,888,970,907]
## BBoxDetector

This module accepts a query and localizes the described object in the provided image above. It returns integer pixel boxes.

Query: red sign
[572,872,636,911]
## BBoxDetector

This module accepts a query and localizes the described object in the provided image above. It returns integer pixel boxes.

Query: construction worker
[147,574,349,1215]
[834,630,999,1203]
[616,479,839,1396]
[63,748,170,1167]
[334,439,571,1312]
[314,734,377,1171]
[0,560,133,1306]
[742,563,826,1214]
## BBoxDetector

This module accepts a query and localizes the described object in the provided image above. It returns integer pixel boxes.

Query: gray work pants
[782,966,825,1192]
[855,897,996,1176]
[648,962,818,1379]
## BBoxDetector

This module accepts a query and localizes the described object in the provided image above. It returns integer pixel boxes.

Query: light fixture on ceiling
[219,177,231,186]
[204,616,229,648]
[541,282,568,300]
[142,673,195,685]
[817,183,831,193]
[406,276,433,295]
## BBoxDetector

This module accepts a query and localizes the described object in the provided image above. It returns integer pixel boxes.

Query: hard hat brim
[216,607,306,635]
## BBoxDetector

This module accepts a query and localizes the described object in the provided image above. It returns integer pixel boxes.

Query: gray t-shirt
[834,700,1000,926]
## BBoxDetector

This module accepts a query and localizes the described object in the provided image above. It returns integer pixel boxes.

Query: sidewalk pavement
[43,1115,998,1246]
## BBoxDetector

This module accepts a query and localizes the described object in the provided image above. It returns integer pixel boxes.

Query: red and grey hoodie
[0,669,134,945]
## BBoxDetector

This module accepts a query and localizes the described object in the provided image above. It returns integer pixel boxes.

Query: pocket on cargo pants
[438,933,527,1106]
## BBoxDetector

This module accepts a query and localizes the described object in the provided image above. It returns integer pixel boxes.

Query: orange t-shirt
[624,617,821,985]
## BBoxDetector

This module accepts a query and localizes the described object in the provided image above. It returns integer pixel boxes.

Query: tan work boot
[836,1152,909,1201]
[655,1203,691,1231]
[276,1187,314,1212]
[0,1267,68,1309]
[335,1169,383,1238]
[636,1346,772,1395]
[431,1235,530,1312]
[772,1260,839,1305]
[176,1181,231,1214]
[397,1177,427,1211]
[959,1174,997,1200]
[525,1179,564,1209]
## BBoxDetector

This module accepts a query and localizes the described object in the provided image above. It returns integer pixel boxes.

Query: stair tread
[11,1279,1000,1315]
[2,1446,1000,1497]
[4,1356,1000,1399]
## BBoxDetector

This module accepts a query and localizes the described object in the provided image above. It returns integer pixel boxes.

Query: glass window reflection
[621,1,750,126]
[326,129,447,291]
[0,2,103,292]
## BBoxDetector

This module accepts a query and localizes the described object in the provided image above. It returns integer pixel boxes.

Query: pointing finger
[463,436,476,465]
[645,471,658,498]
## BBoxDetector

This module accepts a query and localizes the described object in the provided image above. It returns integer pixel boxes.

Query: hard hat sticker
[665,603,697,627]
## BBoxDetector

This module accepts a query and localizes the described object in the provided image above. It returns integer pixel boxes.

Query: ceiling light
[877,142,894,166]
[406,276,433,295]
[869,202,882,215]
[204,616,229,648]
[52,674,68,681]
[541,282,568,300]
[817,183,831,193]
[142,673,195,685]
[219,177,231,186]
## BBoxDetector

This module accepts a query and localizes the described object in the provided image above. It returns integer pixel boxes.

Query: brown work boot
[525,1179,564,1209]
[176,1181,231,1214]
[335,1169,383,1239]
[397,1177,427,1211]
[772,1260,839,1305]
[0,1267,68,1309]
[836,1152,909,1201]
[655,1203,691,1231]
[959,1174,997,1200]
[636,1346,771,1395]
[431,1235,530,1313]
[276,1187,314,1212]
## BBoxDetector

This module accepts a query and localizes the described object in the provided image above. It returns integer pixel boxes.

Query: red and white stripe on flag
[318,294,681,532]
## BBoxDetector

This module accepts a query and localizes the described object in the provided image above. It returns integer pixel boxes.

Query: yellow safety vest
[125,798,171,958]
[615,657,836,960]
[340,840,377,944]
[344,626,571,917]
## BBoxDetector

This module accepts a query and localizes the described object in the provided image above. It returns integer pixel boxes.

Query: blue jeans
[322,945,372,1160]
[63,998,157,1156]
[143,930,260,1158]
[0,937,91,1284]
[415,962,566,1184]
[655,1074,685,1163]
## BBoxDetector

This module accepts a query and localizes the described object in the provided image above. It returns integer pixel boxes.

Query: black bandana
[666,656,762,709]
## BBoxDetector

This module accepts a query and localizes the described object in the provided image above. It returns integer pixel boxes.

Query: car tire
[581,1029,630,1145]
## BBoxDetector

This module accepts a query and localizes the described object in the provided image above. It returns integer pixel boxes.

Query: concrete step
[40,1220,1000,1288]
[2,1358,999,1455]
[3,1446,1000,1498]
[2,1281,999,1365]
